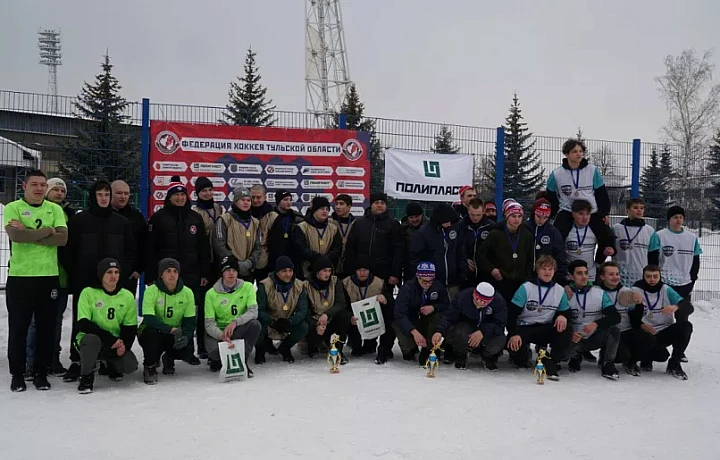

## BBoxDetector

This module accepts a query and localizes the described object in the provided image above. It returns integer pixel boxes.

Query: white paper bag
[351,296,386,340]
[218,339,246,382]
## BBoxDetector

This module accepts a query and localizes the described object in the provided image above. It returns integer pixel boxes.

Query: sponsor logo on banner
[191,191,226,201]
[342,139,364,161]
[301,193,334,203]
[153,176,188,186]
[300,166,333,176]
[154,205,163,212]
[265,165,299,175]
[190,177,226,187]
[335,166,366,177]
[299,206,310,215]
[350,207,365,215]
[228,177,263,188]
[301,179,333,189]
[190,162,226,174]
[154,190,167,200]
[180,138,344,156]
[265,179,300,189]
[155,131,181,154]
[228,163,263,175]
[347,194,366,203]
[423,160,441,178]
[153,161,188,172]
[385,149,473,201]
[336,180,366,190]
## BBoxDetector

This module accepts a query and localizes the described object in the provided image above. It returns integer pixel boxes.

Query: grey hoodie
[204,278,259,341]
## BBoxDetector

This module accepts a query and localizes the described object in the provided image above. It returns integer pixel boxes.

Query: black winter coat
[436,287,507,338]
[266,208,304,271]
[147,200,211,288]
[114,204,148,275]
[394,278,449,335]
[400,215,428,281]
[462,216,494,286]
[525,219,567,284]
[409,220,467,287]
[344,209,403,282]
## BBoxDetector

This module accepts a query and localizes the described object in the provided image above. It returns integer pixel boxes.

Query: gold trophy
[534,349,548,385]
[425,338,444,378]
[327,334,343,374]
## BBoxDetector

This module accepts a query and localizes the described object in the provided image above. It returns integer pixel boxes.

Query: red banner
[149,121,370,216]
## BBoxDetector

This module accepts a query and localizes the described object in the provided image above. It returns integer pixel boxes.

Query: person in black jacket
[61,180,135,382]
[258,190,303,278]
[393,262,449,366]
[400,202,427,282]
[432,282,506,371]
[409,202,466,299]
[111,180,148,296]
[527,196,567,284]
[462,198,494,288]
[146,176,210,361]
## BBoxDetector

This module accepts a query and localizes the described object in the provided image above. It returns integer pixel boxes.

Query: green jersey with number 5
[205,280,257,329]
[141,283,196,328]
[76,287,137,343]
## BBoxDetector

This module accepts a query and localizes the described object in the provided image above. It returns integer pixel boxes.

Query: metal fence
[0,89,718,299]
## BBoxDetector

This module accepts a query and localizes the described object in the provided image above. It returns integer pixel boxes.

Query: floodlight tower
[305,0,351,126]
[38,28,62,113]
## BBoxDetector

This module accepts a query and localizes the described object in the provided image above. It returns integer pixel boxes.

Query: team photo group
[4,138,699,394]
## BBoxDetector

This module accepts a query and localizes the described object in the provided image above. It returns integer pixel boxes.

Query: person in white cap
[432,282,507,371]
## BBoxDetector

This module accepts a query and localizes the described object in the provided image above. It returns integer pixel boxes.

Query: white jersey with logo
[547,163,603,213]
[655,228,700,286]
[566,225,597,280]
[633,284,676,333]
[603,287,635,332]
[513,281,568,326]
[569,286,607,337]
[613,222,655,287]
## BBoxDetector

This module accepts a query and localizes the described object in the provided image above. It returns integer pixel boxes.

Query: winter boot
[402,348,418,362]
[184,355,201,366]
[143,365,158,385]
[375,347,390,365]
[11,375,26,392]
[279,344,295,363]
[63,362,81,382]
[265,337,279,355]
[666,359,688,380]
[623,362,641,377]
[208,359,222,372]
[78,373,95,394]
[418,348,430,368]
[107,365,124,382]
[246,364,254,379]
[601,361,620,380]
[254,352,266,365]
[33,374,51,391]
[568,356,582,373]
[50,359,67,376]
[454,353,467,370]
[511,347,532,369]
[443,344,455,364]
[484,355,499,372]
[640,361,653,372]
[544,359,560,381]
[162,353,176,376]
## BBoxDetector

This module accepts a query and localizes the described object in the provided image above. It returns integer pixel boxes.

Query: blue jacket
[409,220,467,287]
[525,219,567,284]
[462,215,495,285]
[436,287,507,338]
[394,278,449,335]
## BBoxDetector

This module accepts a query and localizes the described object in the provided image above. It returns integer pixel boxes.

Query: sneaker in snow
[484,359,499,372]
[623,362,641,376]
[143,366,158,385]
[208,359,222,372]
[198,351,209,360]
[374,347,390,365]
[418,348,430,368]
[568,357,582,373]
[24,365,35,382]
[601,362,620,380]
[254,353,266,365]
[402,349,418,362]
[667,360,688,380]
[339,353,349,365]
[545,360,560,381]
[162,353,175,376]
[640,362,653,372]
[184,355,201,366]
[680,353,688,363]
[50,360,67,376]
[33,374,51,391]
[107,366,124,382]
[78,374,94,394]
[279,346,295,363]
[454,354,467,370]
[63,362,81,382]
[246,365,254,379]
[11,375,27,392]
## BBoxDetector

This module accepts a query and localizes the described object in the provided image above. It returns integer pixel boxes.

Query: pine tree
[333,84,384,196]
[59,53,139,203]
[486,93,545,203]
[707,130,720,227]
[222,47,276,126]
[432,125,460,154]
[640,148,668,219]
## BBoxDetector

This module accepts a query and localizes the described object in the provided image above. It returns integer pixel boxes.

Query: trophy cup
[327,334,343,374]
[534,349,548,385]
[425,338,444,378]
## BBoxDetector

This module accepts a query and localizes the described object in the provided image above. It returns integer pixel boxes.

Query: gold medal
[537,307,543,313]
[648,312,654,319]
[576,249,582,255]
[319,240,325,246]
[284,233,288,238]
[245,231,251,237]
[323,301,329,307]
[574,191,579,196]
[282,304,289,311]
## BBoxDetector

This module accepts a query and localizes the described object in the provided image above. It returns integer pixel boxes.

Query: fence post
[631,138,641,198]
[338,113,347,129]
[138,98,150,311]
[495,127,505,221]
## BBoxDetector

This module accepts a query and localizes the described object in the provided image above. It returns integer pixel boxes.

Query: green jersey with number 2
[76,287,137,343]
[205,282,257,329]
[141,283,196,327]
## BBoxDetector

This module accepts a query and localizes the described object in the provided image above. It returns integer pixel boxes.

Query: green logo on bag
[423,160,440,178]
[226,352,245,375]
[360,308,380,328]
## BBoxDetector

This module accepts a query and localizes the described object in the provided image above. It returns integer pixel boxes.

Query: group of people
[4,138,700,393]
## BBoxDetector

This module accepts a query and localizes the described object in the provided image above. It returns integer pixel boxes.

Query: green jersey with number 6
[3,198,67,277]
[142,283,196,328]
[205,280,257,329]
[76,287,137,343]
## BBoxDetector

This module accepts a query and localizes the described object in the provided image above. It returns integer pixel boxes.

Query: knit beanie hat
[275,256,295,272]
[485,202,497,212]
[416,261,436,279]
[311,254,333,274]
[275,190,292,205]
[532,198,552,218]
[167,176,187,198]
[667,205,685,221]
[369,192,388,204]
[310,196,331,213]
[232,186,251,204]
[504,201,524,218]
[459,185,474,199]
[355,255,371,271]
[405,202,423,217]
[220,255,240,273]
[158,257,181,275]
[97,258,120,281]
[45,178,67,197]
[194,176,213,194]
[431,203,458,226]
[473,282,495,304]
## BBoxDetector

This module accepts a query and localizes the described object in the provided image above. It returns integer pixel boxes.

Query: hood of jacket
[561,158,589,170]
[87,180,114,218]
[212,277,245,293]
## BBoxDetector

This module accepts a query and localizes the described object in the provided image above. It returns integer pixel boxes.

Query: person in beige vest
[255,256,309,364]
[213,186,261,282]
[343,255,390,358]
[192,176,224,241]
[293,196,342,280]
[304,255,350,363]
[330,194,356,278]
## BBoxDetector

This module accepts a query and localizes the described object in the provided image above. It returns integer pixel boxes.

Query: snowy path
[0,302,719,459]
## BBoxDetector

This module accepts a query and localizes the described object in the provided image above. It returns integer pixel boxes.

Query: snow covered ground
[0,295,719,460]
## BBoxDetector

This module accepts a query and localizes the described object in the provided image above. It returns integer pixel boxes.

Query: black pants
[191,282,209,355]
[645,322,693,363]
[508,323,571,364]
[307,309,352,351]
[6,276,59,377]
[69,288,82,363]
[347,283,397,353]
[670,283,694,323]
[494,279,524,308]
[450,320,506,358]
[553,211,613,265]
[615,329,657,365]
[138,327,193,366]
[393,313,440,355]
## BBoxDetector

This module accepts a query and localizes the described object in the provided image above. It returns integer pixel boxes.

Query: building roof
[0,136,42,168]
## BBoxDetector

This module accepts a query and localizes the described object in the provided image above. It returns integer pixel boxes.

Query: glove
[172,329,189,350]
[271,318,292,333]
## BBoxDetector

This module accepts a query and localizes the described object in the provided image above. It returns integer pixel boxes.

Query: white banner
[351,296,386,340]
[384,148,473,202]
[218,340,246,382]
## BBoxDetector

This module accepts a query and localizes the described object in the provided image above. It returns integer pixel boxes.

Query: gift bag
[351,296,386,340]
[218,340,246,382]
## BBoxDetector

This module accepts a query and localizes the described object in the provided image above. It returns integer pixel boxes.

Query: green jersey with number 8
[205,281,257,329]
[76,287,137,343]
[141,283,196,328]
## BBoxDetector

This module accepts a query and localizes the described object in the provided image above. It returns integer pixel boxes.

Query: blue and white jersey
[651,228,702,287]
[568,286,613,337]
[566,224,597,280]
[613,222,655,287]
[547,164,604,213]
[511,281,569,326]
[633,284,683,333]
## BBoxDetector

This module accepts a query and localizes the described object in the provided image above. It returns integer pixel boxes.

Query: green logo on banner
[225,352,245,375]
[360,308,380,328]
[423,160,441,178]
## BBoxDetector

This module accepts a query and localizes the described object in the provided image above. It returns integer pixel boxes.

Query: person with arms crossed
[213,186,261,282]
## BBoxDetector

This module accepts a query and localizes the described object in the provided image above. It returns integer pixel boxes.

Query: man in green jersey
[204,255,261,376]
[4,170,68,392]
[138,258,196,384]
[76,258,138,394]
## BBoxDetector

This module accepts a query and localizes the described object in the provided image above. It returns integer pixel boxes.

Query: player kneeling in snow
[76,259,138,394]
[394,262,449,367]
[138,258,196,384]
[255,256,309,364]
[565,260,621,380]
[432,282,506,371]
[304,255,351,362]
[343,255,388,357]
[633,265,693,380]
[204,255,261,376]
[507,255,570,380]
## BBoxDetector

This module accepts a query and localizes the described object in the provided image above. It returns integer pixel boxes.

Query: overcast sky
[3,0,720,143]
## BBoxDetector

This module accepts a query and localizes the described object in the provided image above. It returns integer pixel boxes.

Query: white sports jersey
[603,287,635,332]
[633,284,675,333]
[613,222,654,287]
[566,225,597,280]
[656,228,700,286]
[515,281,567,326]
[548,163,603,213]
[569,286,606,337]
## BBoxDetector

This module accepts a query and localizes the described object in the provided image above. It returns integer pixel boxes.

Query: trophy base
[331,368,339,374]
[536,380,544,385]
